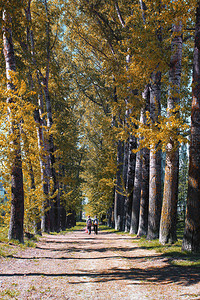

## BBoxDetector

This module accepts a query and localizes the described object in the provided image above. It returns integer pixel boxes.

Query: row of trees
[0,0,200,253]
[0,0,83,241]
[64,0,199,253]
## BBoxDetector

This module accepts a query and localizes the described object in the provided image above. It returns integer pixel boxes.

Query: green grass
[57,221,86,234]
[0,225,38,258]
[138,221,200,268]
[0,226,12,257]
[59,222,119,234]
[0,288,20,298]
[139,237,183,254]
[57,222,119,234]
[0,225,9,242]
[99,224,119,233]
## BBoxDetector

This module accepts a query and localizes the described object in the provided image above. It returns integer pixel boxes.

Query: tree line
[0,0,200,253]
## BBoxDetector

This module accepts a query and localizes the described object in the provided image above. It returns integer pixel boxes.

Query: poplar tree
[137,86,150,237]
[182,1,200,253]
[160,21,183,244]
[2,2,24,242]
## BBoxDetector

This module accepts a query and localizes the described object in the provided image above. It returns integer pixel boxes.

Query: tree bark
[137,144,149,237]
[114,140,125,230]
[3,9,24,243]
[130,147,142,234]
[160,21,182,244]
[34,109,51,232]
[124,134,137,232]
[21,123,42,235]
[137,86,150,237]
[182,3,200,252]
[147,71,162,240]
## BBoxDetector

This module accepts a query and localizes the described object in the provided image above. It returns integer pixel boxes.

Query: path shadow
[1,264,199,286]
[35,245,141,253]
[5,254,162,261]
[43,236,133,241]
[6,255,123,260]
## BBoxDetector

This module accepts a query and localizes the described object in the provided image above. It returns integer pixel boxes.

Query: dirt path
[0,230,200,299]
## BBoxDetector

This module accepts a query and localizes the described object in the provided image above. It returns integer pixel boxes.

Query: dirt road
[0,229,200,299]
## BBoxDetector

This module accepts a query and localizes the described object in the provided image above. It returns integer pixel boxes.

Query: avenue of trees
[0,0,200,253]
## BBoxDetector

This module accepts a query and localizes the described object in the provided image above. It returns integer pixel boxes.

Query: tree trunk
[130,147,142,234]
[137,87,150,237]
[3,9,24,243]
[34,109,51,232]
[21,125,42,235]
[114,140,125,230]
[182,3,200,252]
[123,140,129,187]
[137,145,149,237]
[107,205,113,228]
[179,144,188,222]
[124,135,137,232]
[66,211,76,228]
[160,21,182,244]
[60,206,67,231]
[147,148,162,239]
[160,146,179,244]
[147,71,162,240]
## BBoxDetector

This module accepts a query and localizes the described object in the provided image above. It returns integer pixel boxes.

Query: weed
[27,285,36,292]
[0,288,20,298]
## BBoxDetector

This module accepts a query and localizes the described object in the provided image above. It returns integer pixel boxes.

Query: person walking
[86,216,92,235]
[93,215,99,234]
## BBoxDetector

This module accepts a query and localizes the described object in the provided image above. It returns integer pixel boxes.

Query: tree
[182,2,200,253]
[137,86,150,237]
[2,5,24,242]
[147,71,162,240]
[159,21,183,244]
[124,133,137,232]
[130,146,142,234]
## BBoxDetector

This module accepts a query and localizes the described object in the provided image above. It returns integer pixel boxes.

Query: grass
[57,221,86,234]
[0,226,13,257]
[58,222,119,234]
[139,237,183,254]
[99,224,119,233]
[138,221,200,268]
[0,225,38,258]
[0,225,9,242]
[0,288,20,298]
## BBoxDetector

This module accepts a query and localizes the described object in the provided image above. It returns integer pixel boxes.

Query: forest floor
[0,228,200,300]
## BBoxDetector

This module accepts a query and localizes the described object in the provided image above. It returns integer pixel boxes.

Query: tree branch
[114,0,126,28]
